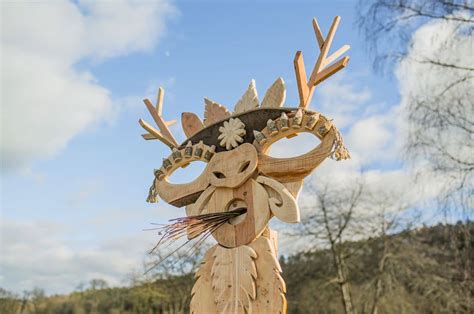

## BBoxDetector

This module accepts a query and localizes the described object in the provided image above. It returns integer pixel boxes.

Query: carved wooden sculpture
[139,17,351,314]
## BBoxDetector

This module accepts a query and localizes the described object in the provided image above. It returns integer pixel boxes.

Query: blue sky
[1,0,414,294]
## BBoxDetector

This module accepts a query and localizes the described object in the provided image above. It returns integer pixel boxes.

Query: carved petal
[261,77,286,108]
[256,176,300,223]
[234,79,259,114]
[204,98,231,126]
[181,112,204,138]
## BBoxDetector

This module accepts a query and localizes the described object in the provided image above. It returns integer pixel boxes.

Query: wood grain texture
[294,51,309,108]
[191,246,218,313]
[256,176,300,223]
[143,98,178,147]
[249,236,287,314]
[211,245,257,313]
[255,111,337,182]
[202,178,270,248]
[139,119,176,148]
[204,98,231,126]
[182,112,204,138]
[294,16,350,109]
[261,77,286,108]
[208,143,257,189]
[234,80,259,114]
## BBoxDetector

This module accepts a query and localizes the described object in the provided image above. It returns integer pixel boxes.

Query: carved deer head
[140,17,350,248]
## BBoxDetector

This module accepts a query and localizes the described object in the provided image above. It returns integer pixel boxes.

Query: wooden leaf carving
[191,246,218,313]
[249,236,287,314]
[182,112,204,138]
[261,77,286,108]
[211,245,257,313]
[234,79,259,114]
[204,98,231,126]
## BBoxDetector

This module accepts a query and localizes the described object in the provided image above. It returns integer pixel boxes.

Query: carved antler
[294,16,350,109]
[139,87,179,148]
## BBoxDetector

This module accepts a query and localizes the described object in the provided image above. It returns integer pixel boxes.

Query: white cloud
[315,74,372,128]
[1,0,176,171]
[0,217,157,294]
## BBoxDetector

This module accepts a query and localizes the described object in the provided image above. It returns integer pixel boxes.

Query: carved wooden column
[138,16,351,314]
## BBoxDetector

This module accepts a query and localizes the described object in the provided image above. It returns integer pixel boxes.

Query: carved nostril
[213,171,226,179]
[238,161,251,173]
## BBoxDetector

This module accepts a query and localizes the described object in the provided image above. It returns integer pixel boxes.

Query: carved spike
[253,130,267,144]
[261,77,286,108]
[193,141,204,158]
[280,112,289,131]
[234,79,259,114]
[292,109,303,128]
[172,147,182,162]
[204,98,231,126]
[162,158,172,170]
[182,112,204,138]
[305,113,320,130]
[153,168,165,181]
[184,141,193,158]
[267,119,279,135]
[204,145,216,161]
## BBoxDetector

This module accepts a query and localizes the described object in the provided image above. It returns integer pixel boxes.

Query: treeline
[1,222,471,314]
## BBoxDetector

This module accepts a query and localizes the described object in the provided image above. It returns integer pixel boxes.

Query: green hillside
[1,222,472,314]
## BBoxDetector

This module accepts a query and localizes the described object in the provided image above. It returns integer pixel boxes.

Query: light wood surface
[211,245,257,313]
[190,233,286,314]
[294,16,350,109]
[203,179,270,248]
[204,98,231,126]
[256,176,300,223]
[261,77,286,108]
[182,112,204,138]
[208,143,257,189]
[191,246,218,313]
[234,80,259,114]
[140,16,352,314]
[249,236,287,314]
[254,109,337,182]
[140,87,179,147]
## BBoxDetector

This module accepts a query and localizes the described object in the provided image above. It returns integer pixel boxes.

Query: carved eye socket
[159,142,216,184]
[213,171,226,179]
[167,161,208,184]
[239,161,251,173]
[266,133,321,158]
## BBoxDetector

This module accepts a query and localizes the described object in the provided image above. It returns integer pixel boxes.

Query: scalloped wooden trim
[254,110,336,182]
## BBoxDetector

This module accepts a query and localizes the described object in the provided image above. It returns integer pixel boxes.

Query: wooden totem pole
[139,17,351,314]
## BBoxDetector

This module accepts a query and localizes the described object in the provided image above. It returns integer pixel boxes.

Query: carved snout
[208,143,258,188]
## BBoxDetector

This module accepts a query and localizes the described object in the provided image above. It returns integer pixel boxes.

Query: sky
[0,0,457,295]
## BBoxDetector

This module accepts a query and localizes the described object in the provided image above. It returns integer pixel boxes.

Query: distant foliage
[1,223,471,314]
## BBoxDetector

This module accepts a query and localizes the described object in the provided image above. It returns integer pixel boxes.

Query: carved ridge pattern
[211,245,257,313]
[191,246,218,313]
[249,236,287,314]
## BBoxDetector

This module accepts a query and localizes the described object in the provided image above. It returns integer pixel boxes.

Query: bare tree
[362,191,413,314]
[286,169,417,314]
[357,0,473,300]
[290,178,367,314]
[357,0,473,213]
[144,243,209,314]
[356,0,474,71]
